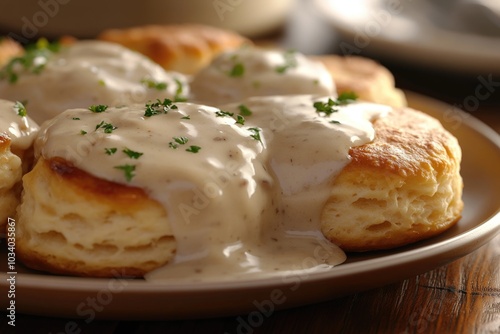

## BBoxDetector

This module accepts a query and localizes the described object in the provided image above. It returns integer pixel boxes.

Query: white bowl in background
[0,0,295,40]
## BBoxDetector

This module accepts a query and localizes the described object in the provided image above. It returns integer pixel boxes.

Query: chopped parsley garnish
[235,115,245,125]
[144,99,178,117]
[0,38,60,84]
[186,145,201,153]
[105,147,117,155]
[141,78,167,90]
[215,110,234,118]
[337,91,358,104]
[114,164,136,182]
[98,79,106,87]
[248,127,263,144]
[238,104,252,116]
[13,101,27,117]
[313,98,338,116]
[72,117,81,120]
[122,148,143,159]
[181,115,190,120]
[275,50,298,74]
[169,136,189,149]
[88,104,108,113]
[313,93,358,117]
[330,120,341,124]
[229,63,245,77]
[174,78,187,102]
[95,121,117,133]
[80,130,87,135]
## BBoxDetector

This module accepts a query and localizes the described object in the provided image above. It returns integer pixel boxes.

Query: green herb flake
[248,127,263,144]
[144,99,177,117]
[72,117,81,120]
[238,104,252,116]
[80,130,87,135]
[95,121,117,133]
[330,120,341,124]
[174,78,188,102]
[215,110,234,118]
[13,101,27,117]
[181,115,190,120]
[123,148,143,159]
[313,92,358,116]
[141,78,167,90]
[235,115,245,125]
[185,145,201,153]
[169,136,189,149]
[0,38,61,84]
[98,79,106,87]
[313,99,337,116]
[114,164,136,182]
[105,147,117,155]
[313,93,358,117]
[88,104,108,113]
[229,63,245,77]
[336,91,358,104]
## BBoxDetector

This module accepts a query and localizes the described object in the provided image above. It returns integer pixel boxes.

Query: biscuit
[0,134,22,231]
[310,55,407,108]
[0,40,190,124]
[190,47,335,105]
[0,99,39,231]
[321,106,463,251]
[16,157,176,277]
[98,24,251,75]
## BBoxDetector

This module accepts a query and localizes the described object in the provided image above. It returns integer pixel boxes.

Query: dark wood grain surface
[1,1,499,333]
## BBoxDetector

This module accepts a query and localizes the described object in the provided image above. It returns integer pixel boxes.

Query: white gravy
[0,41,189,124]
[37,95,391,282]
[0,99,39,153]
[190,47,335,105]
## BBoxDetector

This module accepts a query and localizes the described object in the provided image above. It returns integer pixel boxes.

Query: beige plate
[1,91,499,320]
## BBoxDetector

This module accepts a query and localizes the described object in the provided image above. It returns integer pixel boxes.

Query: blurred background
[0,0,499,130]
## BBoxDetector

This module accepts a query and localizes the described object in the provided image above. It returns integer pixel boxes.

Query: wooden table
[1,2,500,333]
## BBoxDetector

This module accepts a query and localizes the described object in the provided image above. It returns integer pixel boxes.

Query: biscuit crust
[98,24,251,75]
[16,157,176,277]
[0,134,22,231]
[311,55,407,108]
[321,107,463,251]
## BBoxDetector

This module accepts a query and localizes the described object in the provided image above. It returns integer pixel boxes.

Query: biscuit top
[0,99,39,152]
[0,40,189,124]
[98,24,251,75]
[36,96,389,281]
[190,48,335,105]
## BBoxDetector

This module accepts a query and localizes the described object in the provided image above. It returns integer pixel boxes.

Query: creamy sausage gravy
[190,47,335,105]
[0,99,39,153]
[37,95,391,282]
[0,41,189,124]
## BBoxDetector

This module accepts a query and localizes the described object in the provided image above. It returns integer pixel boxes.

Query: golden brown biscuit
[15,97,463,277]
[16,157,176,277]
[0,134,23,230]
[321,106,463,251]
[310,55,407,108]
[98,24,251,75]
[0,99,39,231]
